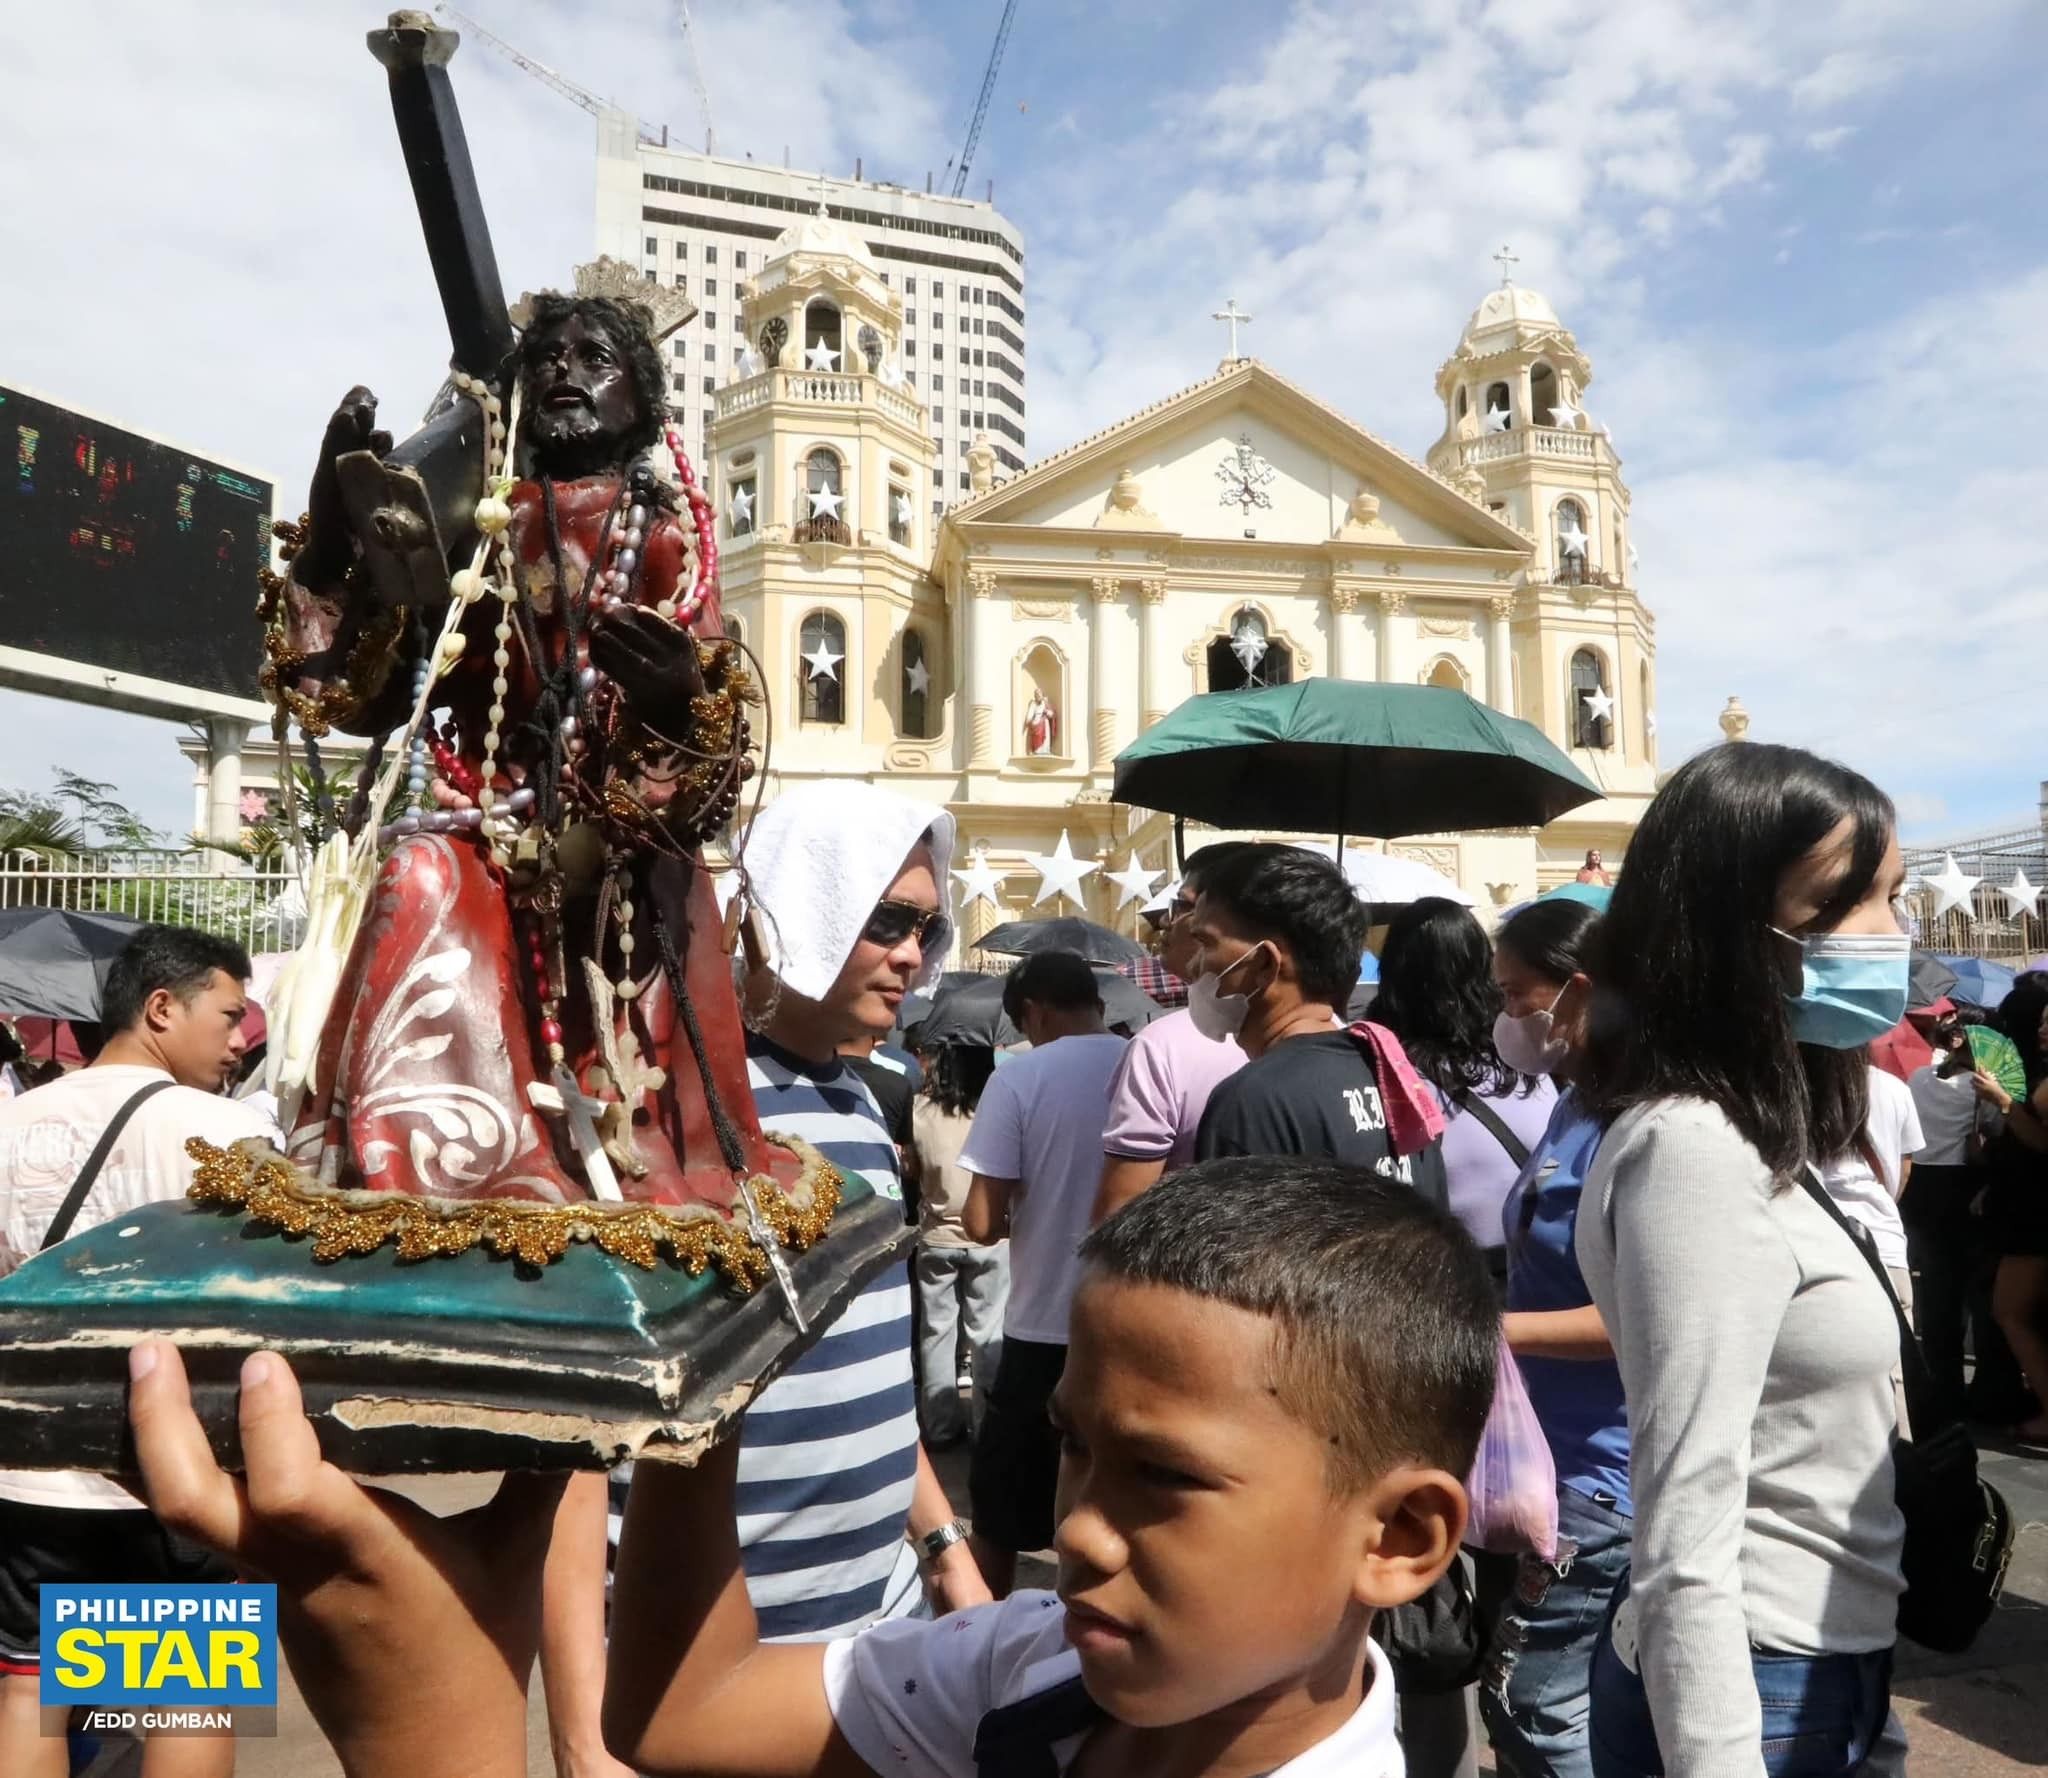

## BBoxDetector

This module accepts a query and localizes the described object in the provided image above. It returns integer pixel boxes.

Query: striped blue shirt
[609,1032,921,1642]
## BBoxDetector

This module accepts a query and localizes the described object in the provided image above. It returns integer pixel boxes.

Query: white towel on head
[732,781,956,1000]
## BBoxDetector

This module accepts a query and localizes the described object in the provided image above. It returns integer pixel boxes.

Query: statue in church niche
[1023,688,1058,756]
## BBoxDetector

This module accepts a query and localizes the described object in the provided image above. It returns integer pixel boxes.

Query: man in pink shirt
[1092,844,1250,1224]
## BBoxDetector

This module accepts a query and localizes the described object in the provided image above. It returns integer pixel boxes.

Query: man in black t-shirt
[1187,845,1446,1207]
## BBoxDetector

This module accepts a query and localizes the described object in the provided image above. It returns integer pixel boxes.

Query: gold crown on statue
[510,255,699,346]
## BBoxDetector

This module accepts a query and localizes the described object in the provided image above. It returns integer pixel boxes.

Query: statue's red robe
[277,476,788,1210]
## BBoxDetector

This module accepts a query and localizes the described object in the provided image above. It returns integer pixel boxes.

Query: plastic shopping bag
[1463,1336,1558,1560]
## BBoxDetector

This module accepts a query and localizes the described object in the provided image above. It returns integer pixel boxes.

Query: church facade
[710,211,1658,940]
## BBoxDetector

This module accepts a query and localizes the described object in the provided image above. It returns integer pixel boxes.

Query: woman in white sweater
[1574,744,1909,1778]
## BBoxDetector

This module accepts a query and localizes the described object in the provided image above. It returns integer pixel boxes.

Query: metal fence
[0,851,305,954]
[1903,824,2047,966]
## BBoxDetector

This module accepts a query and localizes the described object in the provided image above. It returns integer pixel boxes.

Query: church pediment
[945,361,1530,558]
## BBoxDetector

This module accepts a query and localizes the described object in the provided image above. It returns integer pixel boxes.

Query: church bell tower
[1425,259,1654,774]
[707,197,946,779]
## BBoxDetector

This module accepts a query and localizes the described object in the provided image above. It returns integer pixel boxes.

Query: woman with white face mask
[1574,744,1910,1778]
[1479,896,1629,1778]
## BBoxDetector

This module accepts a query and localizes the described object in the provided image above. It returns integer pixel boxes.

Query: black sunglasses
[863,899,952,954]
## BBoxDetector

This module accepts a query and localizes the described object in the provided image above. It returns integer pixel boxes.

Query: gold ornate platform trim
[183,1134,841,1285]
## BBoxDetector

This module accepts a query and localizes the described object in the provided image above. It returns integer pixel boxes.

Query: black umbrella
[976,916,1146,967]
[0,908,143,1022]
[915,974,1020,1048]
[1909,949,1959,1013]
[1094,969,1163,1034]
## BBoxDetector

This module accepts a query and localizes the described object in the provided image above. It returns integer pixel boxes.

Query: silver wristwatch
[912,1518,969,1565]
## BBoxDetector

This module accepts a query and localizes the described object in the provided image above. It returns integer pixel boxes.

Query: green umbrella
[1112,681,1601,839]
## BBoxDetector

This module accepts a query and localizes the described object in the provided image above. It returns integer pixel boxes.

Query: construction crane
[435,3,670,148]
[677,1,719,156]
[948,0,1019,198]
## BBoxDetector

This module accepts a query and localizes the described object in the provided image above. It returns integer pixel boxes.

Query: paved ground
[82,1433,2048,1777]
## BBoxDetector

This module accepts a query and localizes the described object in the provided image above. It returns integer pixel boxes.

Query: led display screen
[0,385,273,699]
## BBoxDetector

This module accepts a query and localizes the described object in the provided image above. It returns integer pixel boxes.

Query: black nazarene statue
[0,11,905,1477]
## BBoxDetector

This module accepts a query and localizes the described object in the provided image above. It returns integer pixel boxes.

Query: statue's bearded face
[522,313,641,467]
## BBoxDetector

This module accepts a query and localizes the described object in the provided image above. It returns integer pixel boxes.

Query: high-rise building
[592,113,1026,504]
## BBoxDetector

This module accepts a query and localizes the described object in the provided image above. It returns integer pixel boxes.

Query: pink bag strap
[1345,1020,1447,1156]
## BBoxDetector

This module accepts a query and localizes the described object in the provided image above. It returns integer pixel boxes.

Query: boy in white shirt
[125,1154,1497,1778]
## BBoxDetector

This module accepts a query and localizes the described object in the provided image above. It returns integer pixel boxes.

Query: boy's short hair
[1080,1155,1497,1486]
[1000,949,1103,1024]
[1193,844,1366,1009]
[100,924,252,1036]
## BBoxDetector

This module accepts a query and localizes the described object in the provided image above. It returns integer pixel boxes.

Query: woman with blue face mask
[1573,744,1911,1778]
[1479,896,1630,1778]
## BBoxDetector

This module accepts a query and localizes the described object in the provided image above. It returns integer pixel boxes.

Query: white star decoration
[1549,400,1582,429]
[907,657,932,696]
[738,346,764,378]
[1557,523,1590,560]
[1483,405,1511,433]
[801,639,842,684]
[807,484,844,522]
[1925,853,1981,918]
[1581,687,1615,725]
[804,337,840,371]
[1998,869,2041,918]
[879,357,902,388]
[893,492,915,531]
[1105,855,1164,909]
[952,851,1007,911]
[1143,879,1182,920]
[1644,709,1658,738]
[1029,830,1099,909]
[1230,624,1269,675]
[728,485,754,530]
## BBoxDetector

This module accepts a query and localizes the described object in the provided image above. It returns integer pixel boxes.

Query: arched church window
[799,610,846,725]
[1484,381,1513,430]
[1206,607,1293,692]
[901,627,933,738]
[1554,498,1590,586]
[1426,656,1469,693]
[858,323,884,374]
[796,448,849,544]
[722,612,746,653]
[758,315,789,368]
[1456,387,1469,419]
[803,300,843,371]
[1529,362,1559,428]
[1570,647,1612,750]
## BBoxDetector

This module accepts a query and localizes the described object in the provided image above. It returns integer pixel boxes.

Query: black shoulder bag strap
[38,1078,177,1252]
[1796,1165,1947,1440]
[1453,1087,1533,1170]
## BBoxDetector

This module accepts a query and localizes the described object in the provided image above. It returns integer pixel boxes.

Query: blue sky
[1,0,2042,843]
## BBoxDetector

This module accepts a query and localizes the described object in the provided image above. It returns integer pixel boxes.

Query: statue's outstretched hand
[127,1339,557,1778]
[299,386,393,591]
[588,605,705,734]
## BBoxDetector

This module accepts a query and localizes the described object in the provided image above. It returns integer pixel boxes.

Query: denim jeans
[1481,1486,1633,1778]
[1587,1580,1893,1777]
[912,1240,1007,1444]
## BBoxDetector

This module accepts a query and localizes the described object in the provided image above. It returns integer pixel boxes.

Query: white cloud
[1805,124,1858,153]
[1790,50,1902,109]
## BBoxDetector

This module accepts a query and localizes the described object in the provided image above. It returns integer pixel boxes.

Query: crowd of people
[0,739,2044,1778]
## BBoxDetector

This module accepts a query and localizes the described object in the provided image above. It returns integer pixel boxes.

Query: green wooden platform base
[0,1183,910,1475]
